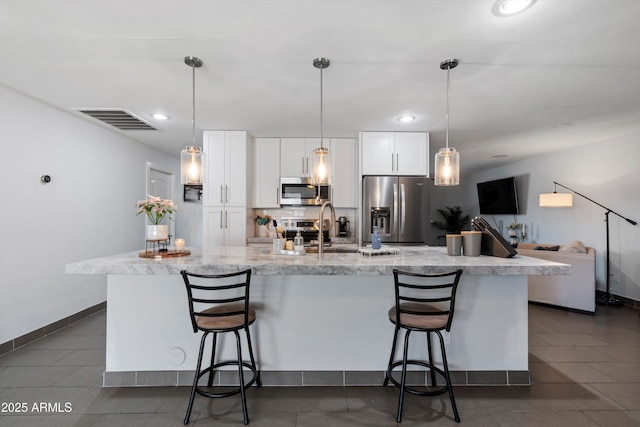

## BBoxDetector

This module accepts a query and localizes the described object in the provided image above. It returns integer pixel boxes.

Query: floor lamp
[539,181,638,306]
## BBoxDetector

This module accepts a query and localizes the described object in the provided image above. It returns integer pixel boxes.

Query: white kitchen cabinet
[203,206,248,248]
[360,132,429,176]
[360,132,395,175]
[203,130,251,207]
[330,138,357,207]
[202,130,252,249]
[253,138,280,208]
[280,138,324,177]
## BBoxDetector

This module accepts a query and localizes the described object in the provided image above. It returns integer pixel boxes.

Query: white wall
[463,133,640,301]
[0,85,199,343]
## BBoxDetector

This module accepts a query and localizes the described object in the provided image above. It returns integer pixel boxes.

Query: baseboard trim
[595,290,640,310]
[528,301,595,315]
[0,302,106,356]
[103,369,531,387]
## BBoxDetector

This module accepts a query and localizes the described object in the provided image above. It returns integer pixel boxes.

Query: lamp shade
[434,147,460,186]
[539,192,573,207]
[180,146,205,185]
[311,145,332,185]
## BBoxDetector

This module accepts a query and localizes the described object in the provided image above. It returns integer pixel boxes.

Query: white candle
[175,238,185,252]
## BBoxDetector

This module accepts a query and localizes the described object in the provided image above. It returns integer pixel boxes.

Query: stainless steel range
[280,218,331,247]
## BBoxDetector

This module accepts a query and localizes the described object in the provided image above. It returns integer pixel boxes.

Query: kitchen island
[66,245,570,387]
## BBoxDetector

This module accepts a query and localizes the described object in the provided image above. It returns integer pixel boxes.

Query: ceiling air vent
[75,109,157,130]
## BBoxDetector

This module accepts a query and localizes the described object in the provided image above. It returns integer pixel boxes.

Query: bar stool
[181,269,261,425]
[383,268,463,423]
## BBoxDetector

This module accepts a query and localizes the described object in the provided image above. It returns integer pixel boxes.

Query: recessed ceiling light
[397,115,415,123]
[555,122,572,128]
[152,113,169,120]
[493,0,535,16]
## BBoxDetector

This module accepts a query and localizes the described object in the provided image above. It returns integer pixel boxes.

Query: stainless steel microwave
[279,177,331,206]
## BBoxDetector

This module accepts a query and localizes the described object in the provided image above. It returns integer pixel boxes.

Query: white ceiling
[2,0,640,173]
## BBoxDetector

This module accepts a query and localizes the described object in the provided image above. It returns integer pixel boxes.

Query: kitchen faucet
[318,201,336,255]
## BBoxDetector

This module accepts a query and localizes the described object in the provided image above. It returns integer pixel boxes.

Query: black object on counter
[471,217,517,258]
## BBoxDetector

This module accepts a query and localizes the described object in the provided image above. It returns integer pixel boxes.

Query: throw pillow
[559,240,587,253]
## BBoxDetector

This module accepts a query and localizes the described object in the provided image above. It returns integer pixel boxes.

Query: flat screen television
[477,177,519,215]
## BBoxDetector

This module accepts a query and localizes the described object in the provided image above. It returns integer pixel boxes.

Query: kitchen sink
[305,247,358,254]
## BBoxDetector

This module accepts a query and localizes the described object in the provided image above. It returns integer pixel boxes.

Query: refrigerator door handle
[393,182,398,237]
[400,183,406,235]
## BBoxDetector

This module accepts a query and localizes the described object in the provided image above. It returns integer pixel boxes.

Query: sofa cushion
[534,245,560,251]
[559,240,587,253]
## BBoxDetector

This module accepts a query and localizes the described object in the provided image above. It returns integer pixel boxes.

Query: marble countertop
[65,245,571,277]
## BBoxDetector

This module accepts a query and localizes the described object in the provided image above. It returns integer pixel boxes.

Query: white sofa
[518,242,596,314]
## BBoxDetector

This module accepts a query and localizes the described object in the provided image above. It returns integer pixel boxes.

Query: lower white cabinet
[203,207,248,249]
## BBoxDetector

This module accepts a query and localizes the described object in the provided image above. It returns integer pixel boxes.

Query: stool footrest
[195,360,259,399]
[386,360,450,396]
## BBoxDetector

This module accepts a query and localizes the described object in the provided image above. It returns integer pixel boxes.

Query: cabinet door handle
[276,186,279,204]
[225,210,228,229]
[225,185,229,204]
[396,153,399,172]
[306,157,309,175]
[220,185,224,204]
[302,157,305,174]
[400,183,406,235]
[391,153,394,172]
[220,211,223,229]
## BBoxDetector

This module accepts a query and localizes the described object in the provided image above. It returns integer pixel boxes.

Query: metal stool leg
[437,331,460,423]
[245,326,261,387]
[207,332,218,387]
[396,329,412,423]
[234,330,249,425]
[383,325,400,387]
[426,331,437,387]
[184,331,208,425]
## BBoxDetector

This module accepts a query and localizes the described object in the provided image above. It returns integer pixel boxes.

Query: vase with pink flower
[136,195,179,241]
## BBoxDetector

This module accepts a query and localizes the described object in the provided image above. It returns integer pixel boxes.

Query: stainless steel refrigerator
[362,176,430,244]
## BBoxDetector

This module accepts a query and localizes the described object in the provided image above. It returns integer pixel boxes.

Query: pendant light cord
[445,63,450,150]
[191,62,196,147]
[320,64,324,149]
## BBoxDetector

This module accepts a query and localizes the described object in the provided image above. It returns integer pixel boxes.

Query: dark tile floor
[1,304,639,426]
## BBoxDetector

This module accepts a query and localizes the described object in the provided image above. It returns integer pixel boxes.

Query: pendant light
[180,56,205,185]
[434,58,460,186]
[311,57,332,185]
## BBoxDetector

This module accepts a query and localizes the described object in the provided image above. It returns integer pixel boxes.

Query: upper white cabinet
[253,138,280,208]
[202,130,252,249]
[279,137,355,207]
[280,138,322,177]
[331,138,356,207]
[203,131,251,207]
[360,132,429,176]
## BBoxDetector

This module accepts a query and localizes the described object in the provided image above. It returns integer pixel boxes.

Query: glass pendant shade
[180,56,204,186]
[311,145,332,185]
[539,192,573,207]
[180,146,205,185]
[435,58,460,187]
[434,147,460,186]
